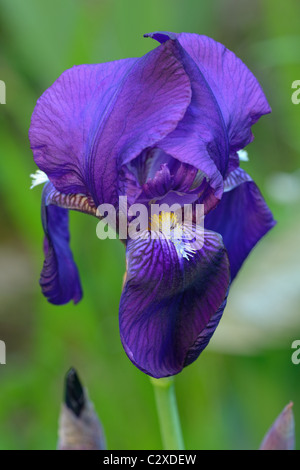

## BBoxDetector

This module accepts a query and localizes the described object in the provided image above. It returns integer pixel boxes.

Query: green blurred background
[0,0,300,450]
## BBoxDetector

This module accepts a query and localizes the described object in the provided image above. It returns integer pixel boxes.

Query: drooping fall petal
[40,183,82,305]
[205,168,276,280]
[120,229,230,378]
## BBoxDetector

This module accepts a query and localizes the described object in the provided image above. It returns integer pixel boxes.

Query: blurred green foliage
[0,0,299,450]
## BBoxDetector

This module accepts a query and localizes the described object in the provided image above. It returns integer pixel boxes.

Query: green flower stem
[150,377,185,450]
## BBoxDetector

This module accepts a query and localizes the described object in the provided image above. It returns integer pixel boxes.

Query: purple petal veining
[30,32,274,378]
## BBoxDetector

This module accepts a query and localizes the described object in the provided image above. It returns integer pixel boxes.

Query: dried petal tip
[143,31,177,43]
[58,368,106,450]
[260,402,295,450]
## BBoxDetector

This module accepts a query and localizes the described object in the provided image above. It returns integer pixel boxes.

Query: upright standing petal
[30,58,136,198]
[40,182,82,305]
[94,38,192,206]
[120,229,230,378]
[146,32,271,155]
[29,40,192,208]
[205,168,276,280]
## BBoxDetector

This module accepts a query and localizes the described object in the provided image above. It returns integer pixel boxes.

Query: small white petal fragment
[237,149,249,162]
[30,170,49,189]
[173,239,196,260]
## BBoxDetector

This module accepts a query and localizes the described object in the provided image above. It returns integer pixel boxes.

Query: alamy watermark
[0,80,6,105]
[95,197,205,254]
[0,340,6,365]
[291,80,300,105]
[29,171,208,256]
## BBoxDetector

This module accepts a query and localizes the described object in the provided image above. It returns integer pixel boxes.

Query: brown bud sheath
[57,368,106,450]
[260,402,295,450]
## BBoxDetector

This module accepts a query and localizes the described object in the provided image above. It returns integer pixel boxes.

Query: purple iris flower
[29,32,275,378]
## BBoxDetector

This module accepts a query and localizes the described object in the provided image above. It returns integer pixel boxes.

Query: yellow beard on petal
[150,211,178,232]
[150,211,196,260]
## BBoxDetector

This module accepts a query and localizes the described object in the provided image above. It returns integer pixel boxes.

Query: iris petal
[29,40,192,208]
[146,31,271,157]
[40,183,82,305]
[119,229,230,378]
[205,168,276,280]
[30,58,136,198]
[145,33,228,195]
[175,33,271,153]
[122,150,212,208]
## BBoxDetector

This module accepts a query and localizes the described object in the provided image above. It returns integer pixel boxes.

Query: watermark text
[291,80,300,105]
[95,197,205,253]
[0,340,6,365]
[0,80,6,105]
